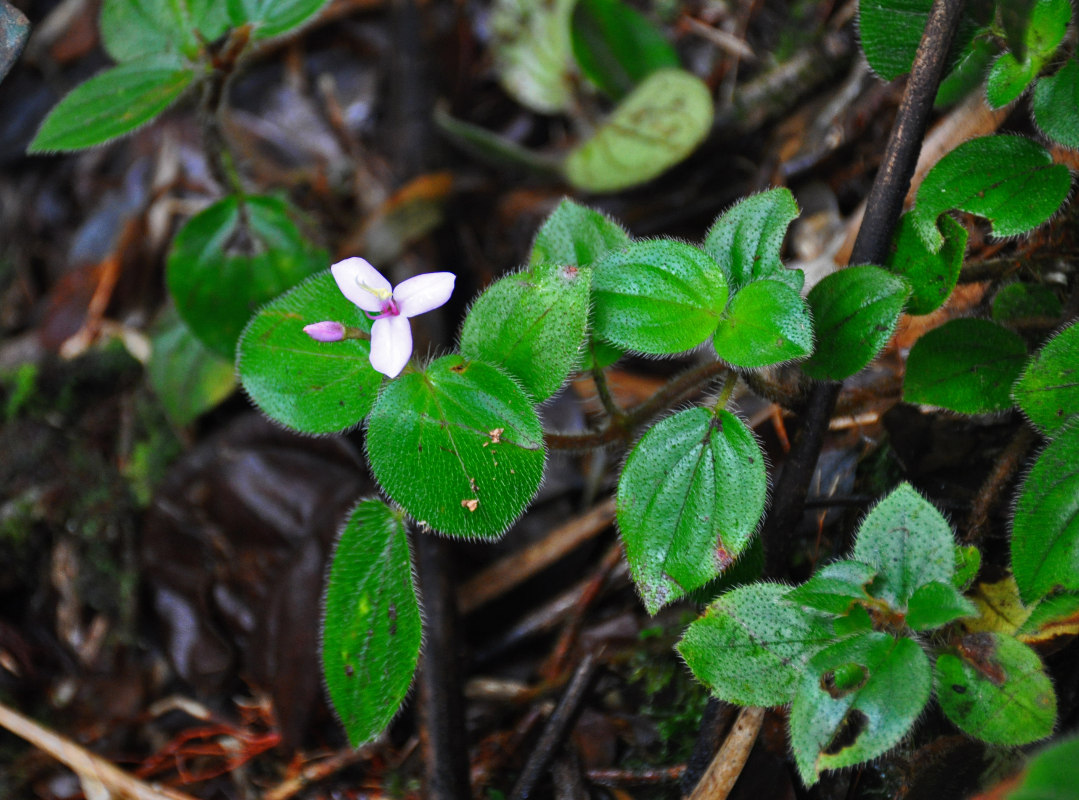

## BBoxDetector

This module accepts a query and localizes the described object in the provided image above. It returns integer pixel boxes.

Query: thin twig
[0,702,201,800]
[684,706,766,800]
[458,498,616,614]
[509,650,602,800]
[262,745,378,800]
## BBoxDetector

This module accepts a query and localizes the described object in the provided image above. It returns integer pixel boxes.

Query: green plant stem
[199,28,249,204]
[544,360,729,450]
[761,0,968,577]
[713,372,739,413]
[591,361,625,421]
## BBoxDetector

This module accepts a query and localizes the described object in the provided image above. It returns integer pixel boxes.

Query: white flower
[330,257,455,378]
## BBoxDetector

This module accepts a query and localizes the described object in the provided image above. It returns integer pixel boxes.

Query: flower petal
[331,257,392,314]
[369,315,413,378]
[394,272,456,318]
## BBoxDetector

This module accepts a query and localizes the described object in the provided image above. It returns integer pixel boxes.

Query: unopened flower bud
[303,321,346,342]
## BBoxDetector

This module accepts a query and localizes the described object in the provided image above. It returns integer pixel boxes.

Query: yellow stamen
[356,279,392,301]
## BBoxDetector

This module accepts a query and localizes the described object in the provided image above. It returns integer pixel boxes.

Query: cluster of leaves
[244,117,1076,767]
[665,0,1079,784]
[28,0,335,423]
[29,0,331,153]
[238,192,808,743]
[679,482,1061,785]
[24,0,1079,788]
[444,0,714,192]
[861,0,1078,146]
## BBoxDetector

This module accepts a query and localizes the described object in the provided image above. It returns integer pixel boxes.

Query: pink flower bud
[303,321,346,343]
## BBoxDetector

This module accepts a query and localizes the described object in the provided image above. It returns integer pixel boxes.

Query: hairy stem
[545,359,730,450]
[762,0,968,576]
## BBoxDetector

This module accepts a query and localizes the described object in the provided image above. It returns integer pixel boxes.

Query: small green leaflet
[678,582,835,707]
[529,199,630,268]
[858,0,935,80]
[1034,58,1079,149]
[785,560,877,616]
[905,580,977,631]
[790,632,931,785]
[885,211,966,316]
[986,52,1037,109]
[29,54,196,152]
[801,265,909,381]
[321,499,421,747]
[712,279,814,368]
[935,632,1056,745]
[903,318,1027,415]
[850,483,956,611]
[364,355,545,538]
[236,271,382,434]
[592,239,728,355]
[458,262,591,402]
[910,135,1071,252]
[702,188,803,293]
[617,408,766,613]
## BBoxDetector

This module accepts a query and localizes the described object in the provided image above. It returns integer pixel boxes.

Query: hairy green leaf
[903,318,1027,415]
[1012,320,1079,435]
[529,198,630,267]
[322,499,421,747]
[936,632,1056,744]
[702,188,802,293]
[237,271,382,434]
[785,560,877,616]
[801,265,909,381]
[851,483,956,610]
[592,239,728,354]
[365,355,545,538]
[678,582,834,707]
[911,135,1071,252]
[791,632,931,785]
[1012,426,1079,604]
[1034,59,1079,149]
[29,54,195,152]
[886,212,966,315]
[618,408,766,613]
[712,279,813,368]
[459,262,591,401]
